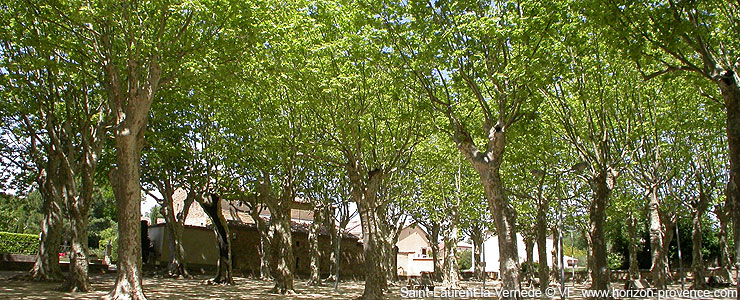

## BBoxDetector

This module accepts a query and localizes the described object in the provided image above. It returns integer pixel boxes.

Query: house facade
[396,225,435,277]
[395,225,473,277]
[478,233,555,276]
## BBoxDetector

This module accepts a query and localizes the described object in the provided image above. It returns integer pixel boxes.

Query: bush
[98,226,118,261]
[457,249,472,271]
[608,252,624,270]
[0,232,39,255]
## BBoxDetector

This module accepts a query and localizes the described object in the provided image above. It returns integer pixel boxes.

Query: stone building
[147,189,364,278]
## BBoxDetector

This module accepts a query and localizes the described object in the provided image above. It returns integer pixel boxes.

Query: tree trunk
[308,206,322,286]
[107,131,147,300]
[450,116,519,296]
[325,205,337,281]
[249,206,271,280]
[525,235,534,282]
[200,193,234,285]
[691,203,707,289]
[627,214,640,280]
[62,163,94,292]
[269,210,295,293]
[29,161,64,282]
[718,72,740,294]
[64,199,92,291]
[257,171,296,294]
[442,222,460,289]
[479,163,520,295]
[588,173,611,293]
[716,204,734,283]
[536,207,550,293]
[349,167,387,300]
[551,226,560,282]
[661,214,676,283]
[163,189,193,278]
[648,186,667,288]
[430,222,442,282]
[381,226,397,284]
[471,228,484,281]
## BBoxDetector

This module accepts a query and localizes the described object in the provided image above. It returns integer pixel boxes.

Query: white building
[395,225,473,277]
[478,233,555,275]
[396,225,435,277]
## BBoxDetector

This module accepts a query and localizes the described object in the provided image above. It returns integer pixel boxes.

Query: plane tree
[301,3,427,298]
[505,119,577,293]
[542,34,636,292]
[0,6,111,291]
[381,0,572,293]
[587,0,740,272]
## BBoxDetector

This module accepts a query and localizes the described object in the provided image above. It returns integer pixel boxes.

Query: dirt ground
[1,271,738,299]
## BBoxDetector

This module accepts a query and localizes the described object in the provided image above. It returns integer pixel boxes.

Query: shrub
[457,249,472,271]
[98,226,118,261]
[608,252,624,270]
[0,232,39,255]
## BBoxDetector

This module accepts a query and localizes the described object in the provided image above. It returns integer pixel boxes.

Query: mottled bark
[380,228,396,284]
[551,226,560,282]
[627,214,640,280]
[107,131,148,300]
[250,208,272,280]
[162,188,194,278]
[428,222,442,282]
[715,204,734,283]
[690,197,709,289]
[448,113,519,296]
[348,167,387,300]
[29,161,64,282]
[308,207,322,286]
[102,19,161,297]
[524,234,534,284]
[648,186,667,289]
[661,214,676,283]
[718,72,740,295]
[588,171,612,293]
[61,170,93,292]
[324,205,338,281]
[442,222,460,289]
[269,212,295,293]
[470,227,484,281]
[480,163,521,295]
[200,193,233,285]
[258,171,295,294]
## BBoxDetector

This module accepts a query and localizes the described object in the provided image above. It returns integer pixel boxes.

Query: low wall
[0,253,109,273]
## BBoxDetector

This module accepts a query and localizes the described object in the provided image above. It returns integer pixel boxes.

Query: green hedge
[0,232,39,255]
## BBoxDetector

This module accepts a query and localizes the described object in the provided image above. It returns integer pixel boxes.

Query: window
[421,248,427,256]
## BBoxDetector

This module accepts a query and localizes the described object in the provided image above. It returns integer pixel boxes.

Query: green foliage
[457,249,472,271]
[607,252,624,270]
[0,232,39,255]
[0,192,42,234]
[98,225,118,262]
[562,244,587,267]
[88,186,118,250]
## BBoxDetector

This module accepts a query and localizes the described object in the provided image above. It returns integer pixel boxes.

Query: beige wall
[396,226,430,256]
[148,223,364,277]
[148,224,219,267]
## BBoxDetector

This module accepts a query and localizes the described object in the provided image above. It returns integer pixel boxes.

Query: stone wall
[149,223,364,278]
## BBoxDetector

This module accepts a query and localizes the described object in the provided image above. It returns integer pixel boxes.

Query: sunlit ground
[0,271,737,299]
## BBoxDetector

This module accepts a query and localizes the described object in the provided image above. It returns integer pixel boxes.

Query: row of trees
[1,0,738,299]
